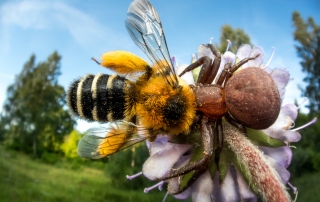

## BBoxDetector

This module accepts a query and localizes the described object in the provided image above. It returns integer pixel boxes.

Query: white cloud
[0,0,116,48]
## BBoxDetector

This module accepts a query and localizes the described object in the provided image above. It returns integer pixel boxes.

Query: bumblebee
[68,0,281,194]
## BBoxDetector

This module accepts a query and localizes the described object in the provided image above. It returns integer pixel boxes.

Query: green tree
[61,130,82,158]
[1,52,75,157]
[292,11,320,115]
[215,25,253,53]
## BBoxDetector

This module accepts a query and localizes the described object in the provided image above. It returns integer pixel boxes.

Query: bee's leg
[157,116,214,181]
[99,50,152,76]
[179,44,221,84]
[225,113,247,134]
[214,119,223,171]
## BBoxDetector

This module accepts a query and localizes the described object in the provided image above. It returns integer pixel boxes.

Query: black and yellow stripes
[67,74,133,122]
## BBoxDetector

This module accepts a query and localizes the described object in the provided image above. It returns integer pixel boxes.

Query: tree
[1,52,75,157]
[215,25,253,53]
[292,11,320,115]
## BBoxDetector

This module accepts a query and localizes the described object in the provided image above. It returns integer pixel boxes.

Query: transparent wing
[125,0,178,87]
[77,122,149,159]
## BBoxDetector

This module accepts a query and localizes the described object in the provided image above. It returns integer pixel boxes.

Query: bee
[67,0,281,194]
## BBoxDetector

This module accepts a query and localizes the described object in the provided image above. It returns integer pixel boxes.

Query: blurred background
[0,0,319,201]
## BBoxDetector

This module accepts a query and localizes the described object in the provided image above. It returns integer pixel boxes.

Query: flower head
[127,43,316,202]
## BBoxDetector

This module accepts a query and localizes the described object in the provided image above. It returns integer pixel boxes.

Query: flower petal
[265,155,291,184]
[235,168,257,201]
[176,64,195,85]
[268,68,290,99]
[197,44,216,60]
[143,142,192,180]
[191,170,213,202]
[281,104,298,121]
[146,136,171,155]
[236,44,252,64]
[248,46,264,67]
[259,146,292,168]
[222,51,236,65]
[262,104,300,142]
[212,167,240,202]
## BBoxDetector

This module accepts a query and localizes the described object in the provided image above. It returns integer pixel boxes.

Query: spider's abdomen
[225,67,281,129]
[195,85,228,119]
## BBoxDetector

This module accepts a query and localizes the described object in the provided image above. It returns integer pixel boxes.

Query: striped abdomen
[67,73,134,122]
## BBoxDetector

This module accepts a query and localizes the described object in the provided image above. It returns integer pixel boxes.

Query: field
[0,146,319,202]
[0,146,179,202]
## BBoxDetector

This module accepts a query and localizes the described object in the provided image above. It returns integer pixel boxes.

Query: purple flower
[127,43,317,202]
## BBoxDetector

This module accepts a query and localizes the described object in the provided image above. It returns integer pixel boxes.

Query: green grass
[290,172,320,202]
[1,146,320,202]
[0,146,179,202]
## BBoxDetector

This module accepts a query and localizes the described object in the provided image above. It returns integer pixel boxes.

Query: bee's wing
[125,0,178,87]
[78,122,148,159]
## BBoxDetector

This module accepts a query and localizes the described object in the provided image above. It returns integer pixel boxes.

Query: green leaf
[218,149,228,183]
[246,128,286,147]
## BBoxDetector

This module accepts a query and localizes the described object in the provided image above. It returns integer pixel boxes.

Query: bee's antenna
[91,57,101,65]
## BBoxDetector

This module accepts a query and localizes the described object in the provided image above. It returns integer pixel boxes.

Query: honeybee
[67,0,281,194]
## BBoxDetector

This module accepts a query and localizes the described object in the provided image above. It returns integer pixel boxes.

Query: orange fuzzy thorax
[137,76,196,135]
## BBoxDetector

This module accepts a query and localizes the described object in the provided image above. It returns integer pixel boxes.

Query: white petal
[265,155,291,184]
[262,104,300,142]
[259,146,292,168]
[147,136,171,155]
[236,44,252,64]
[223,51,236,65]
[281,104,298,121]
[235,168,257,201]
[212,167,240,202]
[269,68,290,99]
[248,46,265,67]
[197,44,216,60]
[176,64,195,85]
[191,170,213,202]
[173,187,191,200]
[143,143,192,180]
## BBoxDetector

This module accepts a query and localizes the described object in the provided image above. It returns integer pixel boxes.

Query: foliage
[292,11,320,115]
[215,25,253,53]
[60,130,82,158]
[289,111,320,176]
[0,52,75,157]
[0,146,180,202]
[106,142,155,190]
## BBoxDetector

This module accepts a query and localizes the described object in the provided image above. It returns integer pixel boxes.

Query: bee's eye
[225,67,281,130]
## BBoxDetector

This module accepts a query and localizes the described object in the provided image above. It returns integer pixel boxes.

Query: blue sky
[0,0,319,132]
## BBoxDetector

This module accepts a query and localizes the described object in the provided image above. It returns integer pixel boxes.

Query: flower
[126,43,317,202]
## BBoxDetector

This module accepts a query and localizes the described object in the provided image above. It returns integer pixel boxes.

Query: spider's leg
[157,116,214,180]
[225,113,247,134]
[179,44,221,84]
[200,44,222,84]
[178,56,212,83]
[229,54,260,73]
[216,62,232,86]
[214,119,223,171]
[167,168,205,195]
